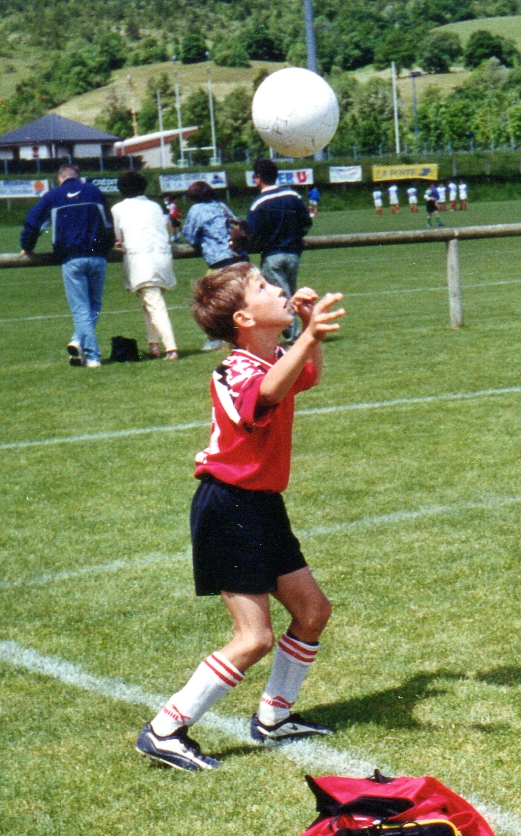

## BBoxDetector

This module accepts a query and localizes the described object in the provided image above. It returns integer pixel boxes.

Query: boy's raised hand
[291,288,345,340]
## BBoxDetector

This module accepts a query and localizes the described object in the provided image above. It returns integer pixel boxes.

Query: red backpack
[300,772,495,836]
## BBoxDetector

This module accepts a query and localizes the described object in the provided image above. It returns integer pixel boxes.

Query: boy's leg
[252,567,333,741]
[138,592,274,770]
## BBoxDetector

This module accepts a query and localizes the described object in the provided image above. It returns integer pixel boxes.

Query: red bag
[300,772,495,836]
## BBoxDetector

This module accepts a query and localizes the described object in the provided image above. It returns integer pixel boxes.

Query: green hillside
[438,14,521,48]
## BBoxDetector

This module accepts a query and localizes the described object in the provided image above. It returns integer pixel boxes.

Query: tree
[416,85,449,150]
[97,32,126,70]
[373,30,417,74]
[239,26,284,61]
[213,39,250,68]
[417,32,462,74]
[181,32,207,64]
[464,30,520,69]
[95,89,133,137]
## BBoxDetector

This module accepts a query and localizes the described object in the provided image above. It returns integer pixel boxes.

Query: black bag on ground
[109,336,140,362]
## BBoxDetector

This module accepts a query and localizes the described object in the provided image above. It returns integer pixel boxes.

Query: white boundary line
[0,640,518,835]
[0,304,185,324]
[3,279,521,324]
[2,386,521,451]
[2,496,520,591]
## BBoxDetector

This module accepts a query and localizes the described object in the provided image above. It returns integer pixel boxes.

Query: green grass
[3,202,521,835]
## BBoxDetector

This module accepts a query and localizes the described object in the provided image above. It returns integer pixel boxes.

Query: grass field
[2,201,521,836]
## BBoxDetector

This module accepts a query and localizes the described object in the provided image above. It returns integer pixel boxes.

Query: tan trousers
[138,286,177,352]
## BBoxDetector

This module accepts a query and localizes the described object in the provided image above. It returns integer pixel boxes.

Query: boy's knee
[242,628,275,664]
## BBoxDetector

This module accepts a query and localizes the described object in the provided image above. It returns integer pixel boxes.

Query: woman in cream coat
[112,171,178,360]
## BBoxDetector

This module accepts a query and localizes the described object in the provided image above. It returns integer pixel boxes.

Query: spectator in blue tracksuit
[21,163,115,367]
[246,158,311,343]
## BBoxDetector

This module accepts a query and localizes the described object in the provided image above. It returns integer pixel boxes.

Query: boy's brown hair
[192,262,261,344]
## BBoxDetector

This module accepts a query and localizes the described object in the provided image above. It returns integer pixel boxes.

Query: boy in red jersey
[136,262,344,772]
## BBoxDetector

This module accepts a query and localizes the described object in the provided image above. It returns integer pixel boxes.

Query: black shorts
[190,476,307,596]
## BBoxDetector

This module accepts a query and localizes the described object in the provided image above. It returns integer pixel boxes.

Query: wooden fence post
[446,238,463,329]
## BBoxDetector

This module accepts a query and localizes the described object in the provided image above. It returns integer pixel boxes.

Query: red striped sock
[257,632,318,726]
[152,651,244,736]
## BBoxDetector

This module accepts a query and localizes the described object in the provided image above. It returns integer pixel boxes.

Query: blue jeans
[261,252,301,342]
[62,257,107,362]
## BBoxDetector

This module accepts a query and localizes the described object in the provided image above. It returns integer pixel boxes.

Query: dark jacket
[20,178,115,263]
[246,185,311,258]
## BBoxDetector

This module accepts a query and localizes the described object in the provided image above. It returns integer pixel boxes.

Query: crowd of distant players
[372,180,468,225]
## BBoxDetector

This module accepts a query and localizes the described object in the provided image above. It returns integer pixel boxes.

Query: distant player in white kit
[373,188,383,215]
[458,180,468,210]
[437,182,447,211]
[448,180,458,211]
[406,184,418,213]
[388,183,399,214]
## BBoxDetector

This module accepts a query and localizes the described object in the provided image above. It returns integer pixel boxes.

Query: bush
[213,39,250,68]
[181,32,207,64]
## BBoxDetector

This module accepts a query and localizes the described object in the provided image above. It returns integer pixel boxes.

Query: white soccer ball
[252,67,339,158]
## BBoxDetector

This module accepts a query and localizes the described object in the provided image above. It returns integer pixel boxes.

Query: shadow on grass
[309,665,521,733]
[476,666,521,687]
[310,670,462,731]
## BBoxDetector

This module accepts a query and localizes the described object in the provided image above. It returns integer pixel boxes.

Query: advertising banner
[372,164,438,182]
[90,177,120,194]
[329,166,362,183]
[245,169,314,187]
[160,171,227,192]
[0,179,49,198]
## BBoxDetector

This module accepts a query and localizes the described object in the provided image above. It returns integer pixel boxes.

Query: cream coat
[112,195,176,291]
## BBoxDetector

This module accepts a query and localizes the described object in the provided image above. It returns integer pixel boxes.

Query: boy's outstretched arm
[258,290,345,407]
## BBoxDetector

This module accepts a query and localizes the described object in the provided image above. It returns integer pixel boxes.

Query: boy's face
[241,274,293,331]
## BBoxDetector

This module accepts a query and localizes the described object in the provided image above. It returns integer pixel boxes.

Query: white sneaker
[202,338,223,352]
[85,359,101,368]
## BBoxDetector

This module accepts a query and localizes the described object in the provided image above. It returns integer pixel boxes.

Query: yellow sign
[372,164,438,182]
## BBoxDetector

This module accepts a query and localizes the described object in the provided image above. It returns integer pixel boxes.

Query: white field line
[0,640,518,835]
[0,550,190,590]
[0,304,185,324]
[2,279,521,324]
[3,385,521,452]
[2,495,520,591]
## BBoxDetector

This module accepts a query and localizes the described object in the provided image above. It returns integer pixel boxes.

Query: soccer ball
[252,67,339,158]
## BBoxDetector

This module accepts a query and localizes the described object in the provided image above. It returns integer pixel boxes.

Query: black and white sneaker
[250,712,333,743]
[136,723,220,771]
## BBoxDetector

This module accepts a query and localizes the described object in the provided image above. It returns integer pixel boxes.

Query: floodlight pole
[392,61,400,155]
[410,71,422,137]
[157,89,166,169]
[172,56,186,167]
[303,0,325,161]
[206,52,218,165]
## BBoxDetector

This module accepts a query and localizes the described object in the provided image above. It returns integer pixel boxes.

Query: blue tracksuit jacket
[20,178,115,263]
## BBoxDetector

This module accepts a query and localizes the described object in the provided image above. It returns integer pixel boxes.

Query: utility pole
[172,56,186,167]
[303,0,325,161]
[206,52,218,165]
[157,89,166,168]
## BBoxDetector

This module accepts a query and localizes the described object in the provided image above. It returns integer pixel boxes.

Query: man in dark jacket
[21,163,115,367]
[246,158,311,343]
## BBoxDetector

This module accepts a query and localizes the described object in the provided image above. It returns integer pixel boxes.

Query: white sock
[151,652,244,737]
[257,632,318,726]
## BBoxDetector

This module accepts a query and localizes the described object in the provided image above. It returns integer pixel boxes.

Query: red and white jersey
[194,347,318,492]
